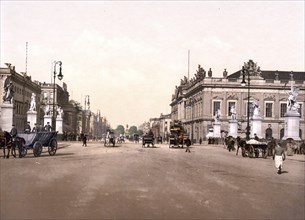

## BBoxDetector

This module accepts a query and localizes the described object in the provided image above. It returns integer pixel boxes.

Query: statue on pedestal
[214,109,221,122]
[230,105,237,120]
[2,77,14,103]
[287,87,299,111]
[57,106,64,118]
[252,100,260,117]
[29,93,36,111]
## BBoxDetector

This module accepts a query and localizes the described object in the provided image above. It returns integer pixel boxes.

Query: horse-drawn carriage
[236,137,268,158]
[104,131,115,147]
[17,131,58,157]
[142,134,155,147]
[169,120,191,148]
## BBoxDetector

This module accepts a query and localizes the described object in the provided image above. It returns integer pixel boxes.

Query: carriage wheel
[33,142,43,157]
[263,149,268,159]
[241,148,247,157]
[48,138,57,156]
[248,145,254,158]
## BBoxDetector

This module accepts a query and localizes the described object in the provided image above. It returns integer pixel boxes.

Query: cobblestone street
[1,141,304,219]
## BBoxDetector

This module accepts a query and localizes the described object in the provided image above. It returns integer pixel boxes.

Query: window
[280,103,287,117]
[213,101,221,116]
[265,103,273,118]
[245,101,253,117]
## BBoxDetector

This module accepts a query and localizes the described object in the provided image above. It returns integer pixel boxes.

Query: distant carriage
[17,131,58,157]
[142,134,155,147]
[236,138,268,158]
[169,120,191,148]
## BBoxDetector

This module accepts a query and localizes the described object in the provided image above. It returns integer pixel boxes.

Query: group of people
[11,122,53,136]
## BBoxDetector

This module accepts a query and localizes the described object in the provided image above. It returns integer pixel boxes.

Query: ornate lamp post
[241,66,250,140]
[52,61,63,130]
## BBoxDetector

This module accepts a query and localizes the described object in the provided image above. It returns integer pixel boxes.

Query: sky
[1,1,304,128]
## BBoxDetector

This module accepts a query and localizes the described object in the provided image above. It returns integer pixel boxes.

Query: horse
[0,131,26,158]
[235,136,247,156]
[224,136,235,152]
[0,131,16,158]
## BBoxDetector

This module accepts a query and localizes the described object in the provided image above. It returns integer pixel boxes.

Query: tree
[128,126,138,136]
[115,125,125,136]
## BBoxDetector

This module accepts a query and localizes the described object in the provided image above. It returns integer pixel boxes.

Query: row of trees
[114,125,144,137]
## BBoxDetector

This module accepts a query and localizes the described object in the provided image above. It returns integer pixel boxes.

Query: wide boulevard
[1,140,304,220]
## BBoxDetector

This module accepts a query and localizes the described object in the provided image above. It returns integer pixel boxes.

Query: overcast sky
[1,1,304,128]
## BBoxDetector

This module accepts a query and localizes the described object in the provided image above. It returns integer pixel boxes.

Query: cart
[17,131,58,157]
[142,134,155,147]
[244,139,268,158]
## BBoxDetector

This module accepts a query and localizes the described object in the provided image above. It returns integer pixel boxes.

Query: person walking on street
[273,143,286,174]
[82,134,87,147]
[185,139,191,153]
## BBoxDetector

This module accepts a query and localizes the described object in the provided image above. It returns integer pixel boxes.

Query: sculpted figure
[214,109,221,122]
[29,93,36,111]
[230,105,237,120]
[2,77,14,103]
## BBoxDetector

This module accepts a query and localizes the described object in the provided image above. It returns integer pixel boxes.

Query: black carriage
[142,134,155,147]
[243,139,268,158]
[17,131,58,157]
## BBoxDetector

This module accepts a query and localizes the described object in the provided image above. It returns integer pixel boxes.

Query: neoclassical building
[170,60,304,142]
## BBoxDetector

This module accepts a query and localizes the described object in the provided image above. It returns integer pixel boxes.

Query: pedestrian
[185,139,191,153]
[199,137,202,145]
[44,122,52,131]
[254,133,259,141]
[24,122,31,133]
[82,134,87,147]
[32,123,40,133]
[273,143,286,174]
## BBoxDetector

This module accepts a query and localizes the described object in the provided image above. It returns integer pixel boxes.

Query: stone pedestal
[213,122,221,138]
[56,117,63,134]
[44,115,52,128]
[251,115,262,139]
[0,103,14,132]
[27,110,37,130]
[282,110,301,140]
[228,120,238,138]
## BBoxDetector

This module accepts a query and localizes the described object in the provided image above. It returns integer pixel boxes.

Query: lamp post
[52,61,63,130]
[188,97,194,143]
[241,66,250,140]
[84,95,90,134]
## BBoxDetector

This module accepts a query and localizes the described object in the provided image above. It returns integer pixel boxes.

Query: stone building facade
[0,64,41,131]
[170,60,304,142]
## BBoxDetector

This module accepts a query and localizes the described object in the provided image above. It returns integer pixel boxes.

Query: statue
[230,105,237,120]
[44,105,51,115]
[57,106,63,118]
[214,109,221,122]
[287,87,299,111]
[29,93,36,111]
[252,100,260,116]
[2,77,14,103]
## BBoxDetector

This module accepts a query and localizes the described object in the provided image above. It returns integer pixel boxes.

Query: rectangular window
[280,103,287,117]
[265,103,273,118]
[213,101,221,116]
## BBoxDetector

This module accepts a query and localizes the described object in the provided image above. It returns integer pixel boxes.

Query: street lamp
[188,97,194,143]
[83,95,90,134]
[52,61,63,130]
[241,66,250,140]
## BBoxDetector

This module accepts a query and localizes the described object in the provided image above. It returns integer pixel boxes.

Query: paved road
[1,141,304,220]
